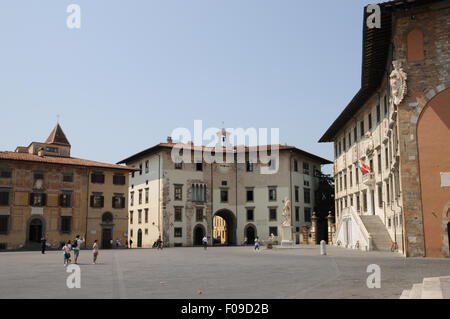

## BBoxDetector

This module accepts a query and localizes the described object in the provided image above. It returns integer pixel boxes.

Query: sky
[0,0,373,174]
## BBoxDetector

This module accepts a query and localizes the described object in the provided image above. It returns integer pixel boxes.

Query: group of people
[61,235,99,266]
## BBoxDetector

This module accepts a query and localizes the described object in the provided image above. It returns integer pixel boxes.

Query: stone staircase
[359,215,393,251]
[400,277,450,299]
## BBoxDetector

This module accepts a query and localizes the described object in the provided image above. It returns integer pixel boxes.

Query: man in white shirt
[202,236,208,250]
[73,234,84,264]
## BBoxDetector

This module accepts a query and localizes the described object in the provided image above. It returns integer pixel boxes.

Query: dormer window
[46,147,58,153]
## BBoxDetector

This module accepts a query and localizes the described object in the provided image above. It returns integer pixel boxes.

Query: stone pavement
[0,245,449,299]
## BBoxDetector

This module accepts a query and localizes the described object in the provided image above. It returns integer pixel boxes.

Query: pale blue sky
[0,0,372,173]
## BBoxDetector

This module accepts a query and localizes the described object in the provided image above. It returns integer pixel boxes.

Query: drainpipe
[289,151,293,238]
[85,167,90,249]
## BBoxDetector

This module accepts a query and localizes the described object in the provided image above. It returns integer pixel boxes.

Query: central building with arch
[118,137,331,248]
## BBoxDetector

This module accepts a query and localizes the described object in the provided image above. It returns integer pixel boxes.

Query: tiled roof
[45,124,71,146]
[0,151,138,171]
[118,143,332,165]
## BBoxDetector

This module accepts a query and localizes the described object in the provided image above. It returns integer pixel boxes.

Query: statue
[390,60,407,106]
[282,197,291,227]
[365,131,374,156]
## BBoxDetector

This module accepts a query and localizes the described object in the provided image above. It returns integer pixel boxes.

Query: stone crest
[365,131,374,156]
[389,60,407,106]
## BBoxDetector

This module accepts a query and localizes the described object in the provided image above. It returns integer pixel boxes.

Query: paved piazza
[1,246,449,299]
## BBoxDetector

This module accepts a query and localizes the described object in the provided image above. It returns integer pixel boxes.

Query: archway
[244,224,256,245]
[193,224,205,246]
[101,212,113,249]
[137,229,142,248]
[28,217,44,243]
[213,209,236,245]
[417,88,450,257]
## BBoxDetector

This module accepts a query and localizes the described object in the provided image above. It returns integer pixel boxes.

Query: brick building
[319,0,450,257]
[0,124,137,250]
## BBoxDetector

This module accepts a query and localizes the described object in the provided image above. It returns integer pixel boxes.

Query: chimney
[167,136,173,144]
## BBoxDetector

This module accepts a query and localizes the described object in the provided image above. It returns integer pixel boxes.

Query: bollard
[320,240,327,256]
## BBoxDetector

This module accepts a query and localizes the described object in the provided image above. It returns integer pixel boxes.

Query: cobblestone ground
[1,245,449,299]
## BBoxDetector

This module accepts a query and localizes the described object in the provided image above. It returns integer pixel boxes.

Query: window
[30,193,46,207]
[138,209,142,224]
[378,184,383,208]
[304,181,310,187]
[130,192,134,206]
[61,216,71,233]
[174,227,182,237]
[196,163,203,171]
[60,192,72,208]
[0,216,9,234]
[378,153,382,174]
[343,137,346,152]
[368,112,372,130]
[192,184,207,202]
[145,229,148,235]
[91,172,105,184]
[354,126,357,143]
[294,160,298,172]
[130,211,133,224]
[196,208,203,222]
[175,162,182,169]
[304,207,312,222]
[174,207,182,222]
[356,194,360,212]
[221,181,227,186]
[269,226,278,236]
[113,174,126,185]
[246,161,254,172]
[376,104,381,123]
[348,132,352,146]
[344,174,347,190]
[63,173,73,183]
[139,163,143,175]
[145,188,149,204]
[360,120,365,137]
[384,95,388,115]
[0,168,12,179]
[174,185,182,201]
[220,189,228,202]
[246,209,254,221]
[112,195,125,209]
[90,194,104,208]
[246,189,254,202]
[363,192,368,212]
[338,142,341,156]
[295,207,299,222]
[350,171,353,187]
[0,189,10,206]
[295,186,299,202]
[385,147,389,168]
[138,190,143,205]
[269,208,277,221]
[145,160,149,174]
[145,209,148,223]
[303,163,310,175]
[304,188,311,204]
[355,166,359,184]
[130,229,133,237]
[268,187,277,201]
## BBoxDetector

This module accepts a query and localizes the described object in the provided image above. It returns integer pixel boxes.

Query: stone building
[319,0,450,257]
[118,134,331,248]
[0,124,137,250]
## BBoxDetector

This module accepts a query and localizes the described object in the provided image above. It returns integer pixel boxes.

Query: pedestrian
[92,240,99,264]
[62,240,71,267]
[202,236,208,250]
[110,239,113,248]
[41,237,47,254]
[72,234,84,264]
[156,236,163,250]
[254,237,260,251]
[116,239,120,248]
[129,239,133,249]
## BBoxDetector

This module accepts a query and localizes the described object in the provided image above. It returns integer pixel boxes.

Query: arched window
[102,212,113,223]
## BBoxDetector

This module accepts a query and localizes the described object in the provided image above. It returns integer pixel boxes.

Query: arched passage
[101,212,113,249]
[193,224,205,246]
[27,216,45,244]
[213,209,236,246]
[244,224,256,245]
[417,88,450,257]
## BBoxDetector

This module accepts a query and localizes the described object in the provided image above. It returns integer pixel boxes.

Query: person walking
[62,240,71,267]
[40,237,47,254]
[92,240,99,264]
[156,236,163,250]
[116,239,120,248]
[202,236,208,250]
[129,239,133,249]
[254,237,260,251]
[72,234,84,264]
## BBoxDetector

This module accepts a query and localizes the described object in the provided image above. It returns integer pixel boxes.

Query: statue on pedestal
[282,197,291,227]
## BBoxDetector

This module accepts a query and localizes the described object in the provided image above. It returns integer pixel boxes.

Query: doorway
[29,218,43,243]
[193,224,205,246]
[213,209,236,245]
[137,229,142,248]
[244,224,256,245]
[102,228,112,249]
